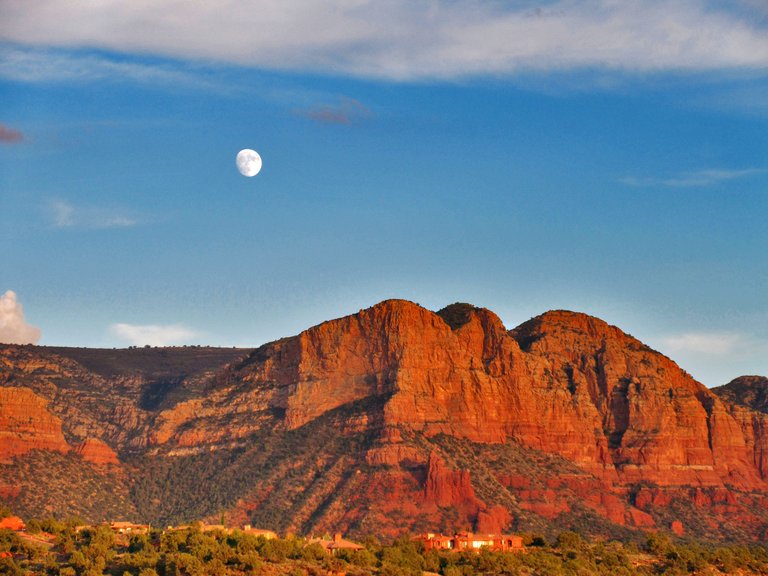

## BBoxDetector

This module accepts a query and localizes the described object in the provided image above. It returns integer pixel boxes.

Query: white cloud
[50,200,137,229]
[662,331,745,356]
[1,1,767,81]
[620,168,765,188]
[110,323,201,347]
[0,290,41,344]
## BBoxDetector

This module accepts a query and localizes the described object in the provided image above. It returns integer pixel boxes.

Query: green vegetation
[0,451,136,523]
[128,398,380,530]
[43,346,252,381]
[2,519,768,576]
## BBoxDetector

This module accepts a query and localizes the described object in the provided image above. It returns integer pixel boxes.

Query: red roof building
[309,533,364,555]
[415,532,524,553]
[0,516,25,531]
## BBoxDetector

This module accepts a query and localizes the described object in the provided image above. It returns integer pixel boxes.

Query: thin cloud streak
[662,331,745,356]
[50,200,138,229]
[0,46,217,88]
[297,97,372,125]
[620,168,765,188]
[110,323,201,347]
[654,329,768,387]
[1,1,767,81]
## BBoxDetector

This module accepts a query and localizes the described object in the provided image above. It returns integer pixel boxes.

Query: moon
[236,149,262,177]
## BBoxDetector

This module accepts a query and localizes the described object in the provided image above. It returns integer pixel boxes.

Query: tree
[555,531,584,552]
[645,532,672,556]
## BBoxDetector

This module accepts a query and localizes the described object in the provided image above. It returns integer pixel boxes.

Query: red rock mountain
[1,300,767,541]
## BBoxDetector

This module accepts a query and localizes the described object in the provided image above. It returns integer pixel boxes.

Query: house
[200,523,229,533]
[309,533,364,555]
[164,524,191,532]
[416,533,455,550]
[416,532,524,553]
[0,516,25,531]
[109,522,150,534]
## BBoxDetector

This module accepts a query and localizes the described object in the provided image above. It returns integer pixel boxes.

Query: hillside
[1,300,768,542]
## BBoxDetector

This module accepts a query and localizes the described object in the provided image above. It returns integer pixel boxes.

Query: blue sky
[1,0,767,386]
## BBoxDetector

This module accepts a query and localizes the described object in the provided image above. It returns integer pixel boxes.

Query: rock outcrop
[0,387,70,462]
[424,452,478,509]
[75,438,120,466]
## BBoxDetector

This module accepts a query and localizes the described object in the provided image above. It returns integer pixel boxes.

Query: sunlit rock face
[235,300,764,489]
[0,387,70,462]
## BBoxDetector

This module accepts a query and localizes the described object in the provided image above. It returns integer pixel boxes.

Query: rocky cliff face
[1,300,767,541]
[75,438,120,466]
[712,376,768,482]
[509,311,762,488]
[0,387,70,462]
[230,300,764,489]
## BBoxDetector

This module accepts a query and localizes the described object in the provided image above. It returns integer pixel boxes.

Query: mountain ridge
[1,299,767,542]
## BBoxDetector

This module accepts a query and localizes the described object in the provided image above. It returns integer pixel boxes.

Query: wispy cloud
[695,83,768,118]
[110,323,201,347]
[656,329,768,386]
[0,46,216,88]
[297,97,372,125]
[49,200,137,229]
[0,123,23,143]
[620,168,765,188]
[662,331,745,356]
[0,290,41,344]
[1,1,767,81]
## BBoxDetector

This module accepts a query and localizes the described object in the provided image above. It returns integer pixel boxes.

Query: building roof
[308,534,365,552]
[327,539,364,550]
[0,516,25,531]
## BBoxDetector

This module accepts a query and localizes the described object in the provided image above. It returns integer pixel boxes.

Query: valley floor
[2,516,768,576]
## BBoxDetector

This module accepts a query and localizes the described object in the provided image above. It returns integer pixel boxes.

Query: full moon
[236,149,262,177]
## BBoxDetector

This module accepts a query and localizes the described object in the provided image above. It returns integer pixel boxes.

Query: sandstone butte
[1,299,768,541]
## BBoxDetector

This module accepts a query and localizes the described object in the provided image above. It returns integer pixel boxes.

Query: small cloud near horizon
[0,124,24,144]
[297,97,372,125]
[620,168,765,188]
[110,323,201,347]
[0,290,41,344]
[662,331,745,356]
[655,329,768,386]
[50,200,138,229]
